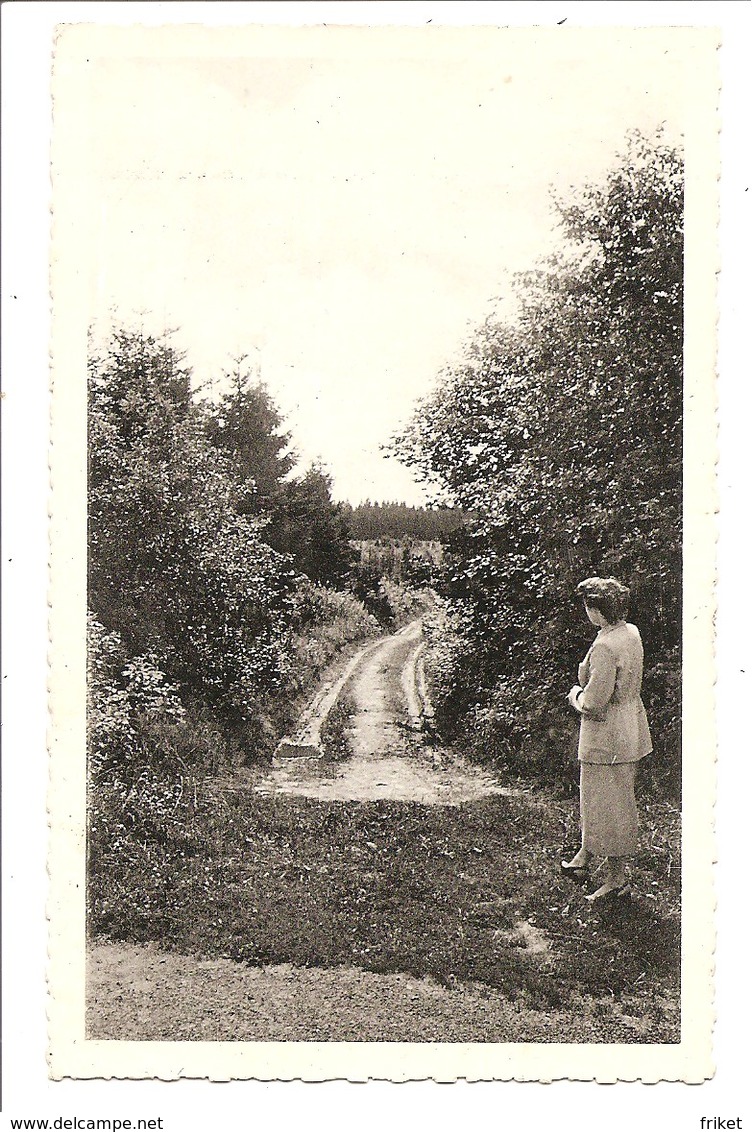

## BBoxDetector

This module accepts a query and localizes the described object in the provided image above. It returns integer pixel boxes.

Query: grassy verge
[319,692,355,761]
[89,781,680,1035]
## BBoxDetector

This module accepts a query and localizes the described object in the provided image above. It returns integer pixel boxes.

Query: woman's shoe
[585,881,631,904]
[560,859,589,879]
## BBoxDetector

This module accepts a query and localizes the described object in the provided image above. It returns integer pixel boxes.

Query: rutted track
[254,618,507,804]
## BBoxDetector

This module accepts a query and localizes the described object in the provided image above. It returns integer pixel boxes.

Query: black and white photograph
[5,0,749,1117]
[44,15,719,1081]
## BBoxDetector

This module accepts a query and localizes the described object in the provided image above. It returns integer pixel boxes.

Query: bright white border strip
[4,1,749,1118]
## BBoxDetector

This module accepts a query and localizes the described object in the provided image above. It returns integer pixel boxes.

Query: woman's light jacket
[576,621,653,765]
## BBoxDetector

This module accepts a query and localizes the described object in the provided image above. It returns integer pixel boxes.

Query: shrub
[87,615,189,779]
[378,577,436,630]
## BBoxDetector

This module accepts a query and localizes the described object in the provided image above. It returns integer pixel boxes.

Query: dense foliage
[393,132,683,793]
[266,466,354,587]
[87,330,377,771]
[349,539,443,621]
[88,332,302,750]
[203,360,296,507]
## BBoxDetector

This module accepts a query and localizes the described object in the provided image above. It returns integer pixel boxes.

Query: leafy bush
[286,582,380,687]
[377,577,436,629]
[88,330,302,743]
[87,614,192,780]
[293,581,379,635]
[350,541,438,627]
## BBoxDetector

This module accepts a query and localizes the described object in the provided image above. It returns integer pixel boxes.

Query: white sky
[66,24,688,503]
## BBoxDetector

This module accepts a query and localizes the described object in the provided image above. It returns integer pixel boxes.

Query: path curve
[254,618,508,805]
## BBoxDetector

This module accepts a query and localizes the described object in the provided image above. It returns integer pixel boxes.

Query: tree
[203,359,296,510]
[203,367,356,590]
[342,500,465,540]
[266,465,355,587]
[88,330,299,740]
[393,131,683,789]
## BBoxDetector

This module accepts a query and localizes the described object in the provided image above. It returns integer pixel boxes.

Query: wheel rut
[252,618,510,804]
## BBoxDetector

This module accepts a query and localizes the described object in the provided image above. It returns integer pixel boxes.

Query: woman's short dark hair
[576,577,630,624]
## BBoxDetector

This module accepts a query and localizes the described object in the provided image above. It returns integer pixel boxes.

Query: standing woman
[562,577,653,902]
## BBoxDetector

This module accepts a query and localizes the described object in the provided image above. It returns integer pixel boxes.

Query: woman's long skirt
[580,761,639,857]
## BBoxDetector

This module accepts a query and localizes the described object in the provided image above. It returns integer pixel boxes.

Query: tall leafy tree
[394,131,683,788]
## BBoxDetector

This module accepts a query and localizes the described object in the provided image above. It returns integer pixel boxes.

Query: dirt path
[253,619,508,804]
[88,940,662,1044]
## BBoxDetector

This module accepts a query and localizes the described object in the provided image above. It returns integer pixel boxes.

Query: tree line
[341,501,464,541]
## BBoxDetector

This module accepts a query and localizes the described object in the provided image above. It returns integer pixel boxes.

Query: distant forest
[341,501,465,541]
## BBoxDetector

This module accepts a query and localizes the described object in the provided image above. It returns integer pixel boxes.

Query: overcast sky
[62,24,687,503]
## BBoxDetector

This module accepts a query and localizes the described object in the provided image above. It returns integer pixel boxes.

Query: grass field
[89,776,680,1040]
